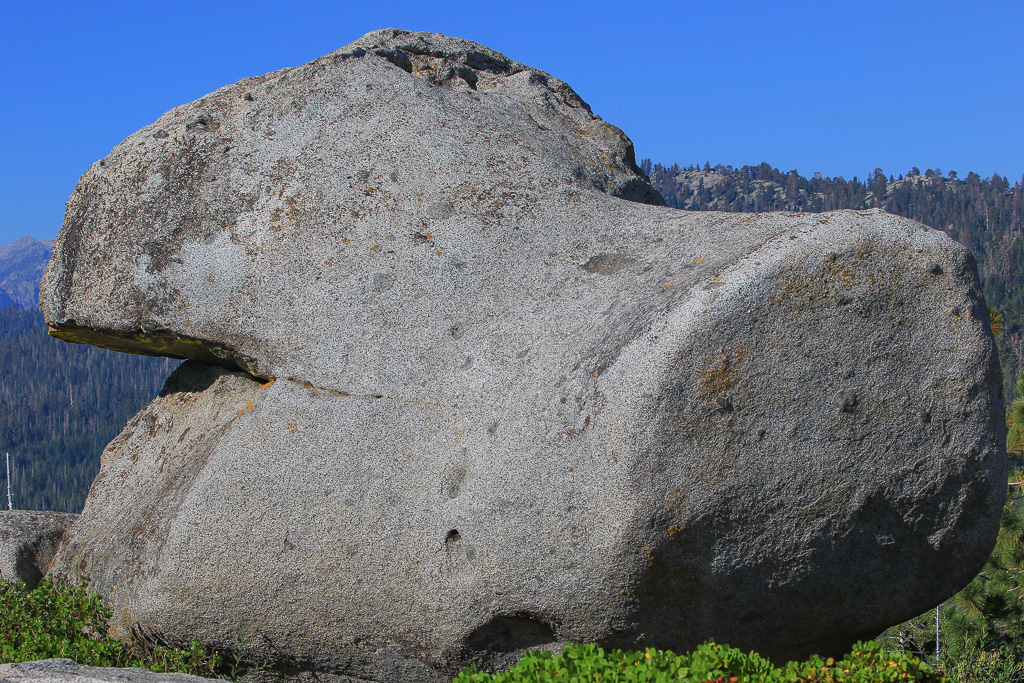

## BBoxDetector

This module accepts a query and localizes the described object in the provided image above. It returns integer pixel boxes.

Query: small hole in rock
[446,529,462,543]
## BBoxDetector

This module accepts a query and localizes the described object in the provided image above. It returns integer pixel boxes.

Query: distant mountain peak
[0,236,54,310]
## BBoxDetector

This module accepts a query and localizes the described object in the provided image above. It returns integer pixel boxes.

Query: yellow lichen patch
[825,247,877,292]
[237,400,255,415]
[612,587,637,601]
[285,194,300,222]
[772,250,874,308]
[695,345,750,403]
[664,484,683,510]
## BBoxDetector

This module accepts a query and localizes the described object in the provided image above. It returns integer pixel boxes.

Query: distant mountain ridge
[0,236,54,310]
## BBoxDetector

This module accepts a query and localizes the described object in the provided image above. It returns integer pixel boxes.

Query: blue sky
[1,0,1021,244]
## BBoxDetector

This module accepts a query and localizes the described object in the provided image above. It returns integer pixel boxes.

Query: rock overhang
[41,29,667,385]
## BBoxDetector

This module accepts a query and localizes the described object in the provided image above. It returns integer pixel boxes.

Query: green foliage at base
[453,640,940,683]
[944,482,1024,650]
[940,642,1024,682]
[1006,372,1024,457]
[0,577,225,677]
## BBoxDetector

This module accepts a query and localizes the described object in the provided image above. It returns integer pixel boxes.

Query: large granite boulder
[42,29,1005,681]
[0,510,78,588]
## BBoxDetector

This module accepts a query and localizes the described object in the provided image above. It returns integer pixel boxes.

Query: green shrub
[1,578,945,682]
[940,640,1024,682]
[0,577,224,677]
[453,639,942,682]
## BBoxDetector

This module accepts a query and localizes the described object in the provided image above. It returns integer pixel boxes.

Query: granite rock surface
[0,660,218,683]
[42,29,1005,681]
[0,510,78,588]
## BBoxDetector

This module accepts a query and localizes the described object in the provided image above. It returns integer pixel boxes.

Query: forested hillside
[644,160,1024,394]
[0,306,178,512]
